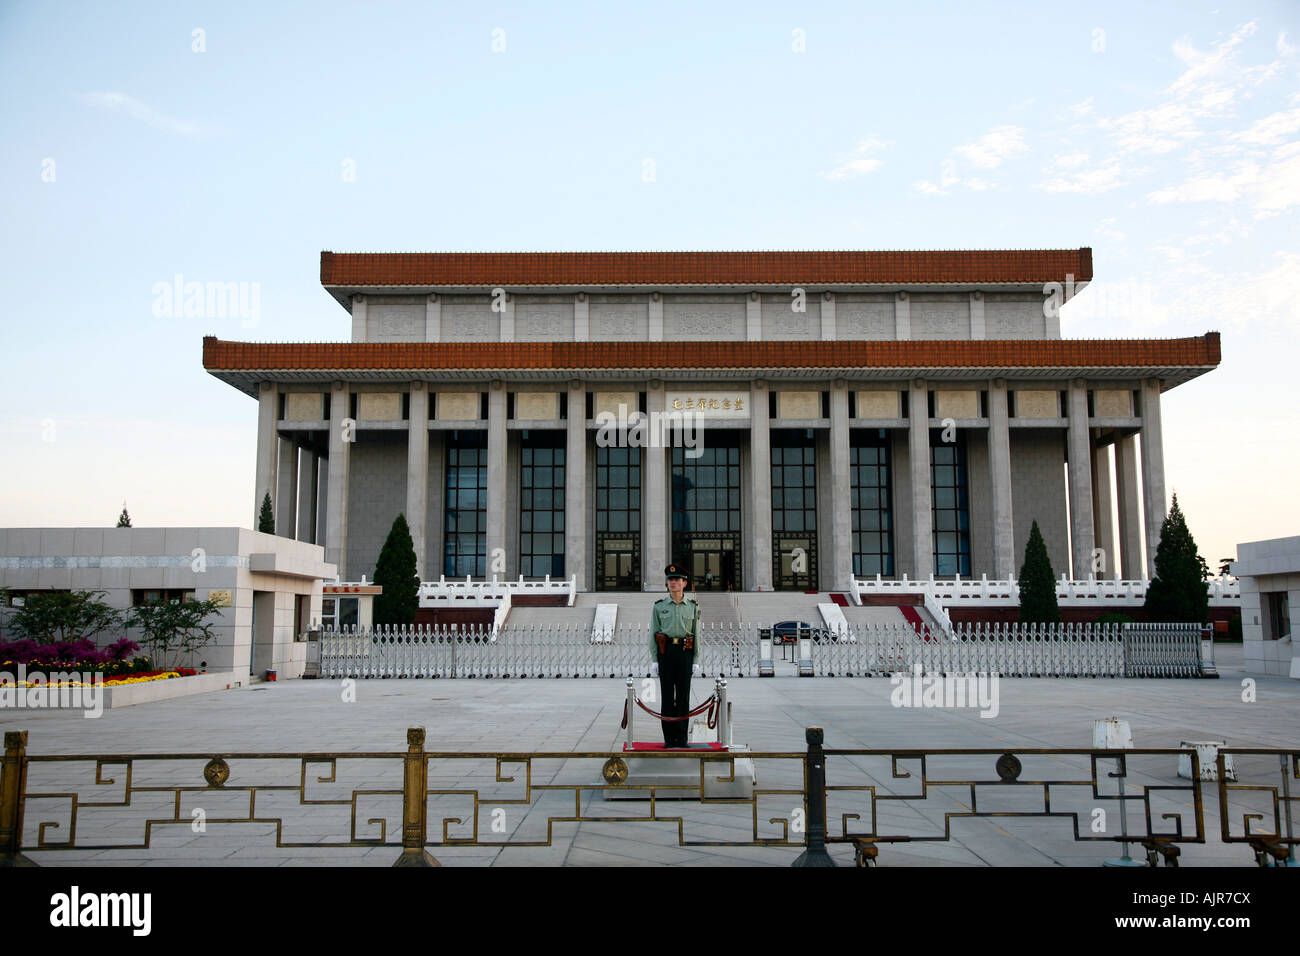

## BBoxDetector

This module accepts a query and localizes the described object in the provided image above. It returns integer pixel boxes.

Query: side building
[0,528,334,678]
[202,248,1221,594]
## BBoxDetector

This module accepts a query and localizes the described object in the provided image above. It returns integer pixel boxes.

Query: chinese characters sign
[664,391,748,418]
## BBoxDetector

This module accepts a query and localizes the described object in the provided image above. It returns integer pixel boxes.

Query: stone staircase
[500,604,594,631]
[690,590,741,627]
[736,591,837,628]
[501,590,910,636]
[841,604,911,628]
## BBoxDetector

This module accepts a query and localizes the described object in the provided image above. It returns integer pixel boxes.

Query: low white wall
[104,672,248,709]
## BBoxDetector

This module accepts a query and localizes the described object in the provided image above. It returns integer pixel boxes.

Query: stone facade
[1234,536,1299,678]
[205,249,1219,594]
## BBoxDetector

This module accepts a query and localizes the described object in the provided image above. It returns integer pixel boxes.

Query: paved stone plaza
[5,646,1297,867]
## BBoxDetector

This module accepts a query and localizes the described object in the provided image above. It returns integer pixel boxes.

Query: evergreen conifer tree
[1018,519,1060,624]
[373,513,420,626]
[116,504,132,528]
[1143,493,1209,624]
[258,492,275,534]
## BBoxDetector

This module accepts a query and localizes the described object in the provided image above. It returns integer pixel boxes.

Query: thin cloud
[1145,141,1300,218]
[1230,107,1300,146]
[1167,21,1258,95]
[1038,159,1132,194]
[953,125,1028,168]
[823,137,889,180]
[826,158,883,180]
[1095,217,1127,243]
[80,91,210,137]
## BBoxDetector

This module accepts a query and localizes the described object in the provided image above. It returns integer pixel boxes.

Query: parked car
[770,620,837,644]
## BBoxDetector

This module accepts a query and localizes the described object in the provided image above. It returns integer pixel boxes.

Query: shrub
[128,597,224,670]
[0,636,141,678]
[258,492,275,534]
[1018,520,1060,625]
[373,513,420,626]
[1143,493,1209,624]
[8,589,124,644]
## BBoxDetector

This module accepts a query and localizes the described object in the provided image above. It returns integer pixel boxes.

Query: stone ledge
[105,672,248,710]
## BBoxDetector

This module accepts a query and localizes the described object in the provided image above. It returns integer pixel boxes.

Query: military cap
[664,563,689,580]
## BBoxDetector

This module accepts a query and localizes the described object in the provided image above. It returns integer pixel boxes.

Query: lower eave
[202,333,1220,399]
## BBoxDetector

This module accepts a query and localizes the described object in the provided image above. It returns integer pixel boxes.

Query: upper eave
[319,249,1094,310]
[202,333,1220,398]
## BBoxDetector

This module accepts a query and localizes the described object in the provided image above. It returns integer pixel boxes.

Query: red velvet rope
[621,694,717,730]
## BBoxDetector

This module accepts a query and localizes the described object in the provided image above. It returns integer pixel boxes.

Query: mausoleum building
[202,249,1221,594]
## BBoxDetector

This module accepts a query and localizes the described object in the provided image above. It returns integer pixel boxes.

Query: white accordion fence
[314,621,1207,679]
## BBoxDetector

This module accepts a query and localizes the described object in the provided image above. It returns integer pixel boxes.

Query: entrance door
[686,537,738,591]
[773,534,817,590]
[596,536,640,590]
[251,591,275,678]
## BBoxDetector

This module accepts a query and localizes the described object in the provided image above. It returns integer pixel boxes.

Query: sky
[1,1,1297,570]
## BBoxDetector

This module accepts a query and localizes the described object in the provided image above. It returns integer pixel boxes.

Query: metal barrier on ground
[4,729,1293,867]
[314,621,1207,680]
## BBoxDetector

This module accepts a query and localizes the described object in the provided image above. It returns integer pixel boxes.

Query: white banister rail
[419,574,579,607]
[921,589,955,639]
[491,591,512,637]
[855,574,1240,609]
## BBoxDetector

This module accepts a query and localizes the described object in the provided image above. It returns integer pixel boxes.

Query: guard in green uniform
[651,563,700,747]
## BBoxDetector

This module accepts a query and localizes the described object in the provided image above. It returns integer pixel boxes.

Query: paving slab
[4,644,1295,866]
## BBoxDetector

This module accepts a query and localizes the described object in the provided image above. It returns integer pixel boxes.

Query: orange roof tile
[203,333,1219,373]
[319,249,1094,288]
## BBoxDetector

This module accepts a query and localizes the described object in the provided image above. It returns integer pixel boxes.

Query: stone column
[325,381,352,577]
[406,383,429,580]
[749,380,773,591]
[315,458,328,549]
[820,292,836,340]
[643,383,667,589]
[987,378,1015,578]
[895,291,911,340]
[486,383,508,579]
[297,450,317,544]
[1140,380,1167,580]
[648,293,664,341]
[424,294,441,342]
[829,381,853,591]
[350,294,366,342]
[908,379,932,577]
[255,382,278,526]
[565,381,587,590]
[276,438,298,537]
[500,294,515,342]
[746,292,762,340]
[1114,434,1143,580]
[574,294,589,341]
[969,291,986,340]
[1066,381,1095,580]
[1091,443,1117,579]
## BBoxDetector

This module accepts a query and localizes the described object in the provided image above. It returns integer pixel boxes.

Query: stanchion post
[0,731,35,867]
[393,727,439,867]
[716,677,728,746]
[626,676,636,747]
[1282,753,1297,866]
[793,727,834,867]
